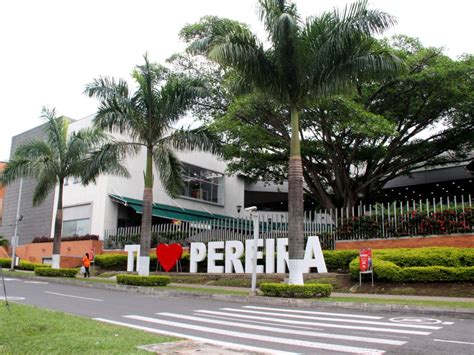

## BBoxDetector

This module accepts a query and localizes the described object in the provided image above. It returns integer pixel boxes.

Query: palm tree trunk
[288,106,305,285]
[139,147,153,276]
[52,179,63,269]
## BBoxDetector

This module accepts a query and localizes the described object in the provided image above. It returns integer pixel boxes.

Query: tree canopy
[175,28,473,209]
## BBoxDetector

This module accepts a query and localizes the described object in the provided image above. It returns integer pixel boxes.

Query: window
[180,163,224,205]
[62,204,91,236]
[63,219,90,236]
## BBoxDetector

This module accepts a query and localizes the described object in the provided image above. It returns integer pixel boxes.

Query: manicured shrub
[0,258,50,270]
[349,257,402,282]
[350,257,474,282]
[95,254,160,271]
[401,266,474,282]
[0,258,11,268]
[35,267,77,277]
[94,254,128,270]
[259,283,332,298]
[323,250,359,271]
[18,261,51,271]
[116,274,170,286]
[31,234,99,243]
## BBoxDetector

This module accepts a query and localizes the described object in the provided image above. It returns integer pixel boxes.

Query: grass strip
[166,285,248,295]
[318,296,474,309]
[0,303,177,354]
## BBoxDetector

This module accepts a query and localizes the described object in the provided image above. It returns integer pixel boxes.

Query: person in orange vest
[82,253,91,278]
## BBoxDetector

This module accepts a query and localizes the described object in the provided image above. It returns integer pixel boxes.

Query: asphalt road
[2,277,474,354]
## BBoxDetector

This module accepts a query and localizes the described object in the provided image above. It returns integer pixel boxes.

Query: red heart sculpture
[156,243,183,272]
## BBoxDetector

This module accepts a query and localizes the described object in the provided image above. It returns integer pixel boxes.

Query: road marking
[244,306,384,319]
[2,296,25,301]
[45,291,103,301]
[157,312,407,346]
[442,322,454,325]
[221,308,443,330]
[24,281,49,284]
[124,315,385,354]
[201,313,324,331]
[94,318,297,355]
[3,278,20,281]
[196,310,432,335]
[390,317,442,325]
[434,339,474,345]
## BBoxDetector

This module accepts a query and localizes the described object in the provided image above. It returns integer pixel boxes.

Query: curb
[6,272,474,319]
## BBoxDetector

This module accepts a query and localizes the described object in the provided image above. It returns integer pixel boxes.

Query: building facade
[0,116,245,244]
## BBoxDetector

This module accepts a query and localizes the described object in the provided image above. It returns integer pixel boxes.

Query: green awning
[109,194,230,222]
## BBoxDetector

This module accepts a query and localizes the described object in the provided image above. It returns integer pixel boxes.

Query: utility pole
[248,206,259,296]
[10,178,23,271]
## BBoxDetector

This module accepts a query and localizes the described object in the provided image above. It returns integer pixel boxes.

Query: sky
[1,0,473,161]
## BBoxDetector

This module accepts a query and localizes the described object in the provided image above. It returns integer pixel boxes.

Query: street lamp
[10,178,23,271]
[236,205,242,216]
[245,206,259,296]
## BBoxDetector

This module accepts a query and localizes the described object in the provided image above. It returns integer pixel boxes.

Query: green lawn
[167,285,248,295]
[318,297,474,309]
[0,303,177,354]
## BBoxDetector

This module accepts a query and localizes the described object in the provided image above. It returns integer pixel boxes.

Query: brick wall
[15,239,103,267]
[336,234,474,250]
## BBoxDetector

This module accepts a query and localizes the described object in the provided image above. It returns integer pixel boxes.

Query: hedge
[35,267,77,277]
[95,253,190,271]
[323,250,359,271]
[0,258,51,271]
[349,257,474,282]
[116,274,171,286]
[326,247,474,272]
[260,283,332,298]
[32,234,99,243]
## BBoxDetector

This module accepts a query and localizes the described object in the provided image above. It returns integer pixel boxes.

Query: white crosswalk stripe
[124,314,385,354]
[196,309,433,335]
[155,312,407,346]
[220,307,443,329]
[243,305,385,319]
[96,305,452,354]
[94,318,297,355]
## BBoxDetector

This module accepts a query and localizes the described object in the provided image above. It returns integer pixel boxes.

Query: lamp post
[10,178,23,271]
[248,207,259,296]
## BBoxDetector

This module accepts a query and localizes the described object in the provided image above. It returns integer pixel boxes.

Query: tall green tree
[183,0,403,283]
[0,108,120,268]
[207,37,474,209]
[85,55,219,276]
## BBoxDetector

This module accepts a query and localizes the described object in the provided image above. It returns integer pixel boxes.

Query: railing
[103,194,473,250]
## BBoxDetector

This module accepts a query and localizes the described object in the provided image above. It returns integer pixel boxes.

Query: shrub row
[0,258,51,271]
[32,234,99,243]
[116,274,171,286]
[349,257,474,282]
[325,247,474,271]
[94,253,191,271]
[35,267,77,277]
[260,283,332,298]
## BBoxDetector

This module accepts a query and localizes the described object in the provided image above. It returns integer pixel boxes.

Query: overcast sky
[1,0,472,161]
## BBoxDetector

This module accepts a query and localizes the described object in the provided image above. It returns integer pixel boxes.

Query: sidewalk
[169,282,474,303]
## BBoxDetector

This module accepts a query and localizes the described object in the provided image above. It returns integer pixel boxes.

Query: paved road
[2,277,474,354]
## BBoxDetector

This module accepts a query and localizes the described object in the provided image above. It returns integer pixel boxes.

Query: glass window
[180,163,224,205]
[63,218,91,237]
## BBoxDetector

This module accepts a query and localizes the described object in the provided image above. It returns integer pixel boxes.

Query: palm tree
[84,55,219,276]
[0,108,120,269]
[187,0,404,284]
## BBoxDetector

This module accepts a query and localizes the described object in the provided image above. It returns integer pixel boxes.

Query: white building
[60,115,247,238]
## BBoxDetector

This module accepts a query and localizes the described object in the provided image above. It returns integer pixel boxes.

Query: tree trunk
[288,106,305,285]
[52,179,63,269]
[139,147,153,276]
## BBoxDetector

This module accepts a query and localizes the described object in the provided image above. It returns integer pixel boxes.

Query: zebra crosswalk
[94,304,453,354]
